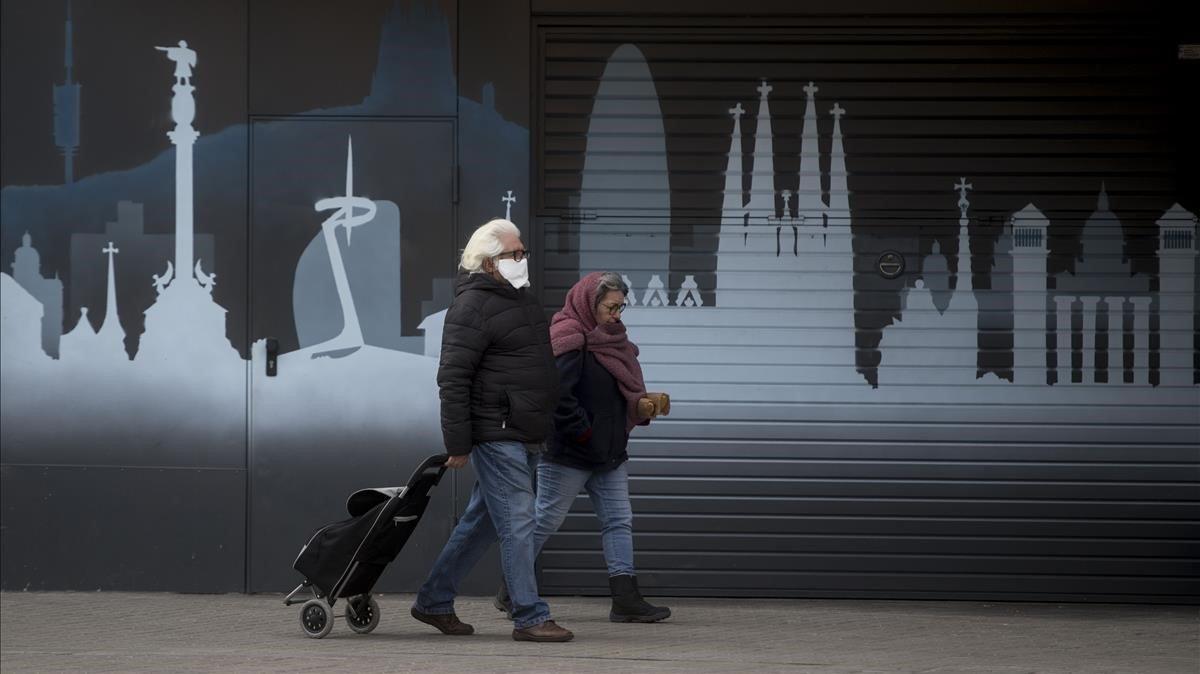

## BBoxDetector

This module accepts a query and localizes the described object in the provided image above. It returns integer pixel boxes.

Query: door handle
[265,338,279,377]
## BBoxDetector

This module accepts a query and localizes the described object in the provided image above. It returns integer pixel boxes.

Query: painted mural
[0,0,527,591]
[1,3,1195,594]
[3,28,245,469]
[1,2,526,439]
[548,43,1198,409]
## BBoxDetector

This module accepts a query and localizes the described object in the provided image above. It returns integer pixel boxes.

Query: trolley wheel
[345,595,380,634]
[300,598,334,638]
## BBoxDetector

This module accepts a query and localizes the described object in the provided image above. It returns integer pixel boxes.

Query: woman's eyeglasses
[495,249,530,262]
[601,302,628,314]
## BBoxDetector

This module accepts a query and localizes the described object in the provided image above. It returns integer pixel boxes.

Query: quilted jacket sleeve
[437,299,488,455]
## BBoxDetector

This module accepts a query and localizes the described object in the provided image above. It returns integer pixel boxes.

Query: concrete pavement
[2,592,1196,673]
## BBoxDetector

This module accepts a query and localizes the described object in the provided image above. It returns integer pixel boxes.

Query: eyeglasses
[495,249,530,262]
[600,302,628,314]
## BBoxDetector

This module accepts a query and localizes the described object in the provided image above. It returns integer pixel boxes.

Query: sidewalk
[1,592,1196,673]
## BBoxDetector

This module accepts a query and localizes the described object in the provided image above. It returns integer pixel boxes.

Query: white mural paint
[713,79,857,317]
[298,137,376,358]
[419,309,446,360]
[9,232,63,358]
[250,341,440,449]
[137,43,238,371]
[876,179,1001,387]
[251,136,440,441]
[577,44,670,287]
[293,197,404,354]
[2,42,242,464]
[1156,204,1199,388]
[98,243,126,350]
[1052,185,1144,385]
[57,243,128,364]
[0,274,48,367]
[2,38,1197,471]
[503,190,516,221]
[603,73,1197,406]
[68,201,217,357]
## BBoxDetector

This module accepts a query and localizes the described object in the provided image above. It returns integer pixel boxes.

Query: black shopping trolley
[284,453,448,638]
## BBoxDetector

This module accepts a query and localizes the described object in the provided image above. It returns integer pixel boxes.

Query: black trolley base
[285,454,448,638]
[284,581,380,639]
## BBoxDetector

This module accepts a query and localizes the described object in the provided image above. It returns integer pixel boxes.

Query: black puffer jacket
[437,272,559,456]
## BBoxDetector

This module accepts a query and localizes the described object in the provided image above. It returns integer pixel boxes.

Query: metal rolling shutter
[533,8,1198,602]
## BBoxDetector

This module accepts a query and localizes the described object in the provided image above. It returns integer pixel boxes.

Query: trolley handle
[407,453,449,489]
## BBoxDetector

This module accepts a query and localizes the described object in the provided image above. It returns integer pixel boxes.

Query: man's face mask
[497,257,530,289]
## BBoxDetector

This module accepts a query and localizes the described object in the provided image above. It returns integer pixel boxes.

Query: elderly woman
[498,271,670,623]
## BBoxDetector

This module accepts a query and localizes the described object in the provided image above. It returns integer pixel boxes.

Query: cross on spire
[728,102,745,119]
[803,81,819,97]
[502,190,516,220]
[830,103,846,119]
[102,241,119,257]
[781,189,793,211]
[955,177,973,218]
[756,79,773,98]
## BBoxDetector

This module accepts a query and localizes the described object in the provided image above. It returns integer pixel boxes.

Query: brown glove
[637,397,656,420]
[646,392,670,416]
[637,392,671,419]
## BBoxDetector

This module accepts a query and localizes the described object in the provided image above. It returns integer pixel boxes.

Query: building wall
[1,0,1197,602]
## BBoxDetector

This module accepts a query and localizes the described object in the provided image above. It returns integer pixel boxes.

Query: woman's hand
[637,397,657,420]
[445,454,469,469]
[645,392,670,416]
[637,393,671,420]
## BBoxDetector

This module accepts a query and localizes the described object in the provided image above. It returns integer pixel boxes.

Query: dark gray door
[248,117,457,592]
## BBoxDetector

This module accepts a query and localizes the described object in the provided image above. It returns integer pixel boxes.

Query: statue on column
[157,41,197,130]
[155,40,196,86]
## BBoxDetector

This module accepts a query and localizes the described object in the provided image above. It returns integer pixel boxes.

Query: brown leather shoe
[512,620,574,642]
[410,606,474,635]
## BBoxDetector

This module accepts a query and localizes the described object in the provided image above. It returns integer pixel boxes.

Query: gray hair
[460,218,520,273]
[592,271,629,309]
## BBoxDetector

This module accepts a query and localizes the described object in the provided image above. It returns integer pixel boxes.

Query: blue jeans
[534,461,635,577]
[413,441,551,629]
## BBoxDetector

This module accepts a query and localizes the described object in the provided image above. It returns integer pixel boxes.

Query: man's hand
[445,454,469,469]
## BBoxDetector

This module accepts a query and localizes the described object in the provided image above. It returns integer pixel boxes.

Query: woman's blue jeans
[534,461,635,577]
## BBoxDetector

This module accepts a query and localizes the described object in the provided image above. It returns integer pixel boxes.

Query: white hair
[460,218,520,273]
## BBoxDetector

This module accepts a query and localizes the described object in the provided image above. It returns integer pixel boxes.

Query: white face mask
[496,258,530,289]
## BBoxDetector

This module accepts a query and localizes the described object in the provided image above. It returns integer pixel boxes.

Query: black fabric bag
[293,455,446,599]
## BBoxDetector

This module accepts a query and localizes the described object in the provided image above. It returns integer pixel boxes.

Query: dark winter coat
[437,272,559,456]
[545,346,632,472]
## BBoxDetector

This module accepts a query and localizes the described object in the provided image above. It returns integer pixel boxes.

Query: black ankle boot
[493,579,512,618]
[608,574,671,623]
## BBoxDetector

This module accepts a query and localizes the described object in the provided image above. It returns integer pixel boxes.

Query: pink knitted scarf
[549,272,647,431]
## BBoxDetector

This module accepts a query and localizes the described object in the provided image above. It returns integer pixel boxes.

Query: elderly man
[410,219,573,642]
